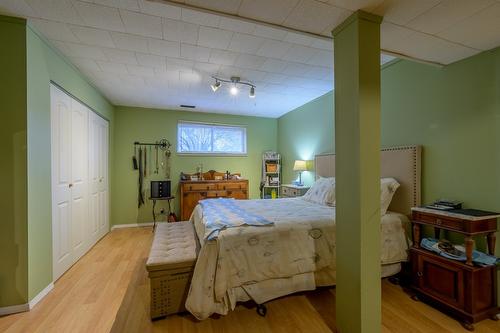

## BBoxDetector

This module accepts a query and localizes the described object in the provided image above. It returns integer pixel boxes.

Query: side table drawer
[413,212,464,232]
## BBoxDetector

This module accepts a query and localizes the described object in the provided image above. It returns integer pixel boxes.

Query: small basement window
[177,121,247,155]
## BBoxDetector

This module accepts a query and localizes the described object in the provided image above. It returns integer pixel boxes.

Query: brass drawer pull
[436,218,442,225]
[417,271,423,277]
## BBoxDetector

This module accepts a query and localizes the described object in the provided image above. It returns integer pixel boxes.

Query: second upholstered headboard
[314,145,422,216]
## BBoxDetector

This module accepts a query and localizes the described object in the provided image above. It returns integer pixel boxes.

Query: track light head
[249,86,255,98]
[230,85,238,95]
[211,80,221,92]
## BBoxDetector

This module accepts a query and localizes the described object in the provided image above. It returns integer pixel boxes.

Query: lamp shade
[293,160,307,171]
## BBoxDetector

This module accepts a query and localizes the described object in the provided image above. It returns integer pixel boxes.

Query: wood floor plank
[1,227,499,333]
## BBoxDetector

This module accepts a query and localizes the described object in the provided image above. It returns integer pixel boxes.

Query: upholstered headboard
[314,145,421,215]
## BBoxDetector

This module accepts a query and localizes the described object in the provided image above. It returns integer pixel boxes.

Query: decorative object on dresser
[281,184,310,198]
[292,160,307,186]
[180,170,248,221]
[410,207,500,331]
[261,151,281,199]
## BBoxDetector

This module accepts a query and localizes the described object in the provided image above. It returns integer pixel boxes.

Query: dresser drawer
[216,182,246,191]
[413,212,464,232]
[184,183,217,191]
[204,191,228,198]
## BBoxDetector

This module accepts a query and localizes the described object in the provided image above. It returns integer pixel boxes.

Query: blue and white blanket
[199,198,273,240]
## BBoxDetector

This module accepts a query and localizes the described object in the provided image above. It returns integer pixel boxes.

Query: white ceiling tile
[97,60,129,74]
[234,54,266,70]
[262,72,288,84]
[253,25,287,40]
[25,0,83,25]
[187,0,242,14]
[380,21,414,50]
[110,31,149,52]
[396,32,480,64]
[241,69,267,82]
[284,0,351,34]
[59,41,109,60]
[219,16,256,34]
[154,68,180,81]
[102,48,138,64]
[162,18,198,44]
[282,62,311,76]
[148,38,181,57]
[281,44,317,63]
[179,71,202,84]
[198,26,233,49]
[438,3,500,51]
[310,38,333,51]
[260,58,289,73]
[69,56,102,72]
[256,39,292,59]
[329,0,384,11]
[227,33,265,54]
[30,19,79,43]
[120,10,162,38]
[283,31,314,46]
[70,26,115,48]
[94,0,140,11]
[194,62,221,74]
[73,1,125,31]
[127,64,155,76]
[209,49,240,66]
[302,65,330,80]
[136,52,167,68]
[306,49,333,67]
[138,0,181,19]
[181,43,211,62]
[166,57,194,72]
[0,0,37,17]
[407,0,495,35]
[372,0,441,25]
[238,0,300,25]
[181,8,220,27]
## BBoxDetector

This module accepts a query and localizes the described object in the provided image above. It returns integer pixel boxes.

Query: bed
[185,145,421,320]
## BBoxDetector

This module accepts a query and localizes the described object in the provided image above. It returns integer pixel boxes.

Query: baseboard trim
[111,222,154,230]
[0,303,29,316]
[29,282,54,309]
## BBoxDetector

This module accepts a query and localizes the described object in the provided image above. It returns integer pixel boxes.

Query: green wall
[0,15,28,308]
[26,25,114,301]
[112,106,277,225]
[0,15,114,308]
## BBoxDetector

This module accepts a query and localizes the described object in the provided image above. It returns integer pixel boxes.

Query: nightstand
[281,184,309,197]
[409,207,500,330]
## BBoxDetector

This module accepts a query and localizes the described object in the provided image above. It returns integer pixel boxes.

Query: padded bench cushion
[146,222,198,272]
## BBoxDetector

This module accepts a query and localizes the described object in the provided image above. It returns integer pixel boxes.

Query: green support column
[332,11,383,333]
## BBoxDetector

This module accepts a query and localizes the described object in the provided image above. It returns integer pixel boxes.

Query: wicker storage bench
[146,221,199,320]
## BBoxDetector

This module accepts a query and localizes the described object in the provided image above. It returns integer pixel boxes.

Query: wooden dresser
[179,179,249,220]
[410,207,500,330]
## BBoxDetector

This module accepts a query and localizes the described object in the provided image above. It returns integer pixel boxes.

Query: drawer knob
[417,271,423,277]
[436,218,442,225]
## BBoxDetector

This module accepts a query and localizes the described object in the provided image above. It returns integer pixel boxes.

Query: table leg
[413,223,421,248]
[465,236,474,266]
[487,232,496,256]
[152,199,157,233]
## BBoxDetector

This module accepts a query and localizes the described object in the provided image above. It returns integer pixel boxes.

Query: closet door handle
[417,271,423,278]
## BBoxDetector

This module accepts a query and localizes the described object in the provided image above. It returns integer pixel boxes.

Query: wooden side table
[411,207,498,265]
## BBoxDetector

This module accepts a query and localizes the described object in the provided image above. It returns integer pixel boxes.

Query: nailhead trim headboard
[314,145,422,215]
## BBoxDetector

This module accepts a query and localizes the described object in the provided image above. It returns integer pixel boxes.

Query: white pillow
[302,177,335,206]
[380,178,400,215]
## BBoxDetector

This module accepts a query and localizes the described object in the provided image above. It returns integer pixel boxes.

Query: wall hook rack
[134,139,171,151]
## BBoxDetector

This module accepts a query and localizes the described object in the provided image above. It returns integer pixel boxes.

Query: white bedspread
[186,198,409,320]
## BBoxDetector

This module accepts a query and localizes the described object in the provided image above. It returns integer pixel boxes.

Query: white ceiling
[1,1,499,118]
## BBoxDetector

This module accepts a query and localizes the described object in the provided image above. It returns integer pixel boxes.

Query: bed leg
[256,304,267,317]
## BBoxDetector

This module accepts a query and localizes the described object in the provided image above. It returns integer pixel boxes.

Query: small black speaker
[151,180,171,199]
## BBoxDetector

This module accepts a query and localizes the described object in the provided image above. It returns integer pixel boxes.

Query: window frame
[176,120,248,156]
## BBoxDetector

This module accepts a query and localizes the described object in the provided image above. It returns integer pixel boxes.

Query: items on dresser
[180,170,248,220]
[281,184,310,198]
[409,207,500,331]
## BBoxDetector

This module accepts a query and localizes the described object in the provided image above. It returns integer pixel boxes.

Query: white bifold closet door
[51,84,109,281]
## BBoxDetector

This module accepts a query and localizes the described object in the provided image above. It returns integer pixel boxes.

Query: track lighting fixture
[210,76,256,98]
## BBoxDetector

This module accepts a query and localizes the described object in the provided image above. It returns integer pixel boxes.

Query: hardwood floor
[1,227,499,333]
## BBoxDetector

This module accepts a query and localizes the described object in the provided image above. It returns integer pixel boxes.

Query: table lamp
[293,160,307,186]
